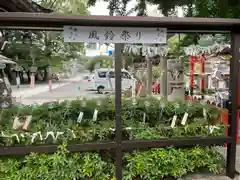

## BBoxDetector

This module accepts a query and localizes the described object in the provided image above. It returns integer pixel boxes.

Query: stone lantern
[167,59,185,101]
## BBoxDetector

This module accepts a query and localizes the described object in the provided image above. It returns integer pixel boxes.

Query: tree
[88,0,147,16]
[146,0,240,47]
[85,55,114,72]
[36,0,89,78]
[38,0,89,14]
[2,0,89,83]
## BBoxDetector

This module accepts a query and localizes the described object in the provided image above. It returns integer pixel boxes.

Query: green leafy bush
[0,97,224,145]
[0,97,226,179]
[0,97,221,129]
[152,66,162,81]
[0,145,225,180]
[0,145,115,180]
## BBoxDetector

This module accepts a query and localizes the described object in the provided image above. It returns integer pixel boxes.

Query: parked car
[94,68,135,94]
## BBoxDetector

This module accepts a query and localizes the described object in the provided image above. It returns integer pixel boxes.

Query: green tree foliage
[147,0,240,18]
[85,55,114,72]
[141,0,239,51]
[2,0,89,72]
[38,0,89,14]
[88,0,147,16]
[34,0,89,66]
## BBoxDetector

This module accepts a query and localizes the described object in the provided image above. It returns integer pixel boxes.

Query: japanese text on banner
[64,26,167,44]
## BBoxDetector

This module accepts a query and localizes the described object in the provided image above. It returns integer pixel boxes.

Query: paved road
[21,79,102,104]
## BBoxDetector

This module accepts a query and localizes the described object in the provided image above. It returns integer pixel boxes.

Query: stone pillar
[160,56,167,97]
[147,56,152,95]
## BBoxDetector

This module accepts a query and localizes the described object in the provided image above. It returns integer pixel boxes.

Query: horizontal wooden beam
[0,136,231,156]
[0,12,239,32]
[0,142,116,156]
[122,136,231,149]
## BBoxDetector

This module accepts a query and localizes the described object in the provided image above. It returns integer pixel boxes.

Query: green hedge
[0,97,224,145]
[0,145,225,180]
[0,97,227,179]
[1,97,221,128]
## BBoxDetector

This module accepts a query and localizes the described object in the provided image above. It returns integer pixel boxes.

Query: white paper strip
[77,112,84,123]
[93,109,98,121]
[181,112,188,125]
[143,113,146,123]
[171,115,177,128]
[56,132,64,140]
[209,126,214,134]
[31,132,43,143]
[23,115,32,130]
[12,116,23,129]
[11,134,20,142]
[209,125,220,134]
[67,129,76,138]
[64,26,167,44]
[203,108,207,118]
[45,131,55,140]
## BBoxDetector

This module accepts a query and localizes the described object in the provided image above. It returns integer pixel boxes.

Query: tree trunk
[4,64,12,82]
[20,72,24,83]
[35,71,39,81]
[10,71,17,85]
[43,68,48,81]
[27,71,31,82]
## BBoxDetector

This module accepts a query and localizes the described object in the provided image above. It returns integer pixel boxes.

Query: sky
[88,1,184,17]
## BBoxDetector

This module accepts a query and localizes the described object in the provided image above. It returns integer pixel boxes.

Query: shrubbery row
[0,97,226,179]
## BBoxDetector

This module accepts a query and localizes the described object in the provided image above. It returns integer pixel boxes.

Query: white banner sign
[63,26,167,44]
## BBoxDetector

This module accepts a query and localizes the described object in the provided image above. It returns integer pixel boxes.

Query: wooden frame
[0,12,239,179]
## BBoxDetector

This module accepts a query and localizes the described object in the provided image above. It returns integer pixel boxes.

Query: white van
[94,68,135,93]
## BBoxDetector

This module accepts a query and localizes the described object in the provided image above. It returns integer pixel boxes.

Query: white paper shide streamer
[45,131,64,141]
[1,129,77,144]
[31,132,43,143]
